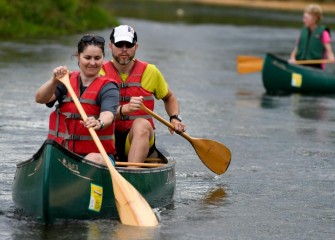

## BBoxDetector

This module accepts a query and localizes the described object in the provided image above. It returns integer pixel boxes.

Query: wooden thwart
[116,162,163,168]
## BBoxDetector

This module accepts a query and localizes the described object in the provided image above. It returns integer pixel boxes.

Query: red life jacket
[103,60,155,132]
[47,71,116,155]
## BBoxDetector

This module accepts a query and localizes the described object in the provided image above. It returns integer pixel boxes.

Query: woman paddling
[35,35,119,166]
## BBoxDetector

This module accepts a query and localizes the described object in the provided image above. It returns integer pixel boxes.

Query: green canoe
[12,139,176,223]
[262,53,335,94]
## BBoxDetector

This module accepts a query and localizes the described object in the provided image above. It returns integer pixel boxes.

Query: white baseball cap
[110,25,137,43]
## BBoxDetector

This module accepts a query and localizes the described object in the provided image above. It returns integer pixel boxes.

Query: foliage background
[0,0,118,40]
[1,0,334,40]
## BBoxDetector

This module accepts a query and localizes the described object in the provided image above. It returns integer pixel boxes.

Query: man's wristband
[169,114,182,122]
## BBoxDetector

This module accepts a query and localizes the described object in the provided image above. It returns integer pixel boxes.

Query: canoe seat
[115,149,166,168]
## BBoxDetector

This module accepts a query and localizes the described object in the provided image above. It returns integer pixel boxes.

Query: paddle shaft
[116,162,163,168]
[60,77,115,172]
[141,105,232,175]
[238,55,334,65]
[59,73,158,226]
[60,81,161,166]
[295,59,335,65]
[140,106,192,141]
[237,55,335,74]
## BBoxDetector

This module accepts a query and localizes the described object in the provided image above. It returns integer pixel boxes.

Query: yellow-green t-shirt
[100,61,169,100]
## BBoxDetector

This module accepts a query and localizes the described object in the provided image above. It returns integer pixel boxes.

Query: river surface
[1,15,335,240]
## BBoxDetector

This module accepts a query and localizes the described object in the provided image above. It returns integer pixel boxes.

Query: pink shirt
[322,30,331,69]
[322,30,331,44]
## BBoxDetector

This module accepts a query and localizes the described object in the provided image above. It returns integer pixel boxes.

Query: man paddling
[101,25,186,164]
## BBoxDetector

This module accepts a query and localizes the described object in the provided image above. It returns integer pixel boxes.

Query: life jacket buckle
[120,96,131,102]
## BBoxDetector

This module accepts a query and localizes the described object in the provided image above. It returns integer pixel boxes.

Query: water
[1,15,335,240]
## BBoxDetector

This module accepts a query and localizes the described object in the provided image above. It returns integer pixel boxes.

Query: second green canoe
[262,53,335,94]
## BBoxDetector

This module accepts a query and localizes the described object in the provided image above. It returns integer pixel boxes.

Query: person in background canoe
[35,35,119,166]
[289,4,335,69]
[100,25,186,164]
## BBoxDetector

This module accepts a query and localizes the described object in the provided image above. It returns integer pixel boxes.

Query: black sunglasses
[80,35,105,45]
[114,41,135,49]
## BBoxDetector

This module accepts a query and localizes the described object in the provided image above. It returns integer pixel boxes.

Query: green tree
[0,0,117,40]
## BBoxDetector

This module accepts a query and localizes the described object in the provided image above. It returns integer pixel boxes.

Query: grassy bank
[0,0,118,40]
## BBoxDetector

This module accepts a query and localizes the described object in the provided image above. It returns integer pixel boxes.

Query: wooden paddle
[115,162,163,168]
[237,55,334,74]
[58,73,158,227]
[141,105,231,175]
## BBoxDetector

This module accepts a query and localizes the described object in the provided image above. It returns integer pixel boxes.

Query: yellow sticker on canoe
[291,73,302,87]
[89,183,103,212]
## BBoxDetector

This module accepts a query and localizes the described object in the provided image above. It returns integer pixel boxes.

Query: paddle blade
[236,55,264,74]
[190,138,231,175]
[112,173,159,226]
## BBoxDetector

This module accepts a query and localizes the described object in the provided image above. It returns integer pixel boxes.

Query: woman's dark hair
[77,35,106,56]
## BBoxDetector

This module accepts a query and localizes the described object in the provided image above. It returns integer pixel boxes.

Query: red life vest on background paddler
[47,71,116,155]
[103,59,155,132]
